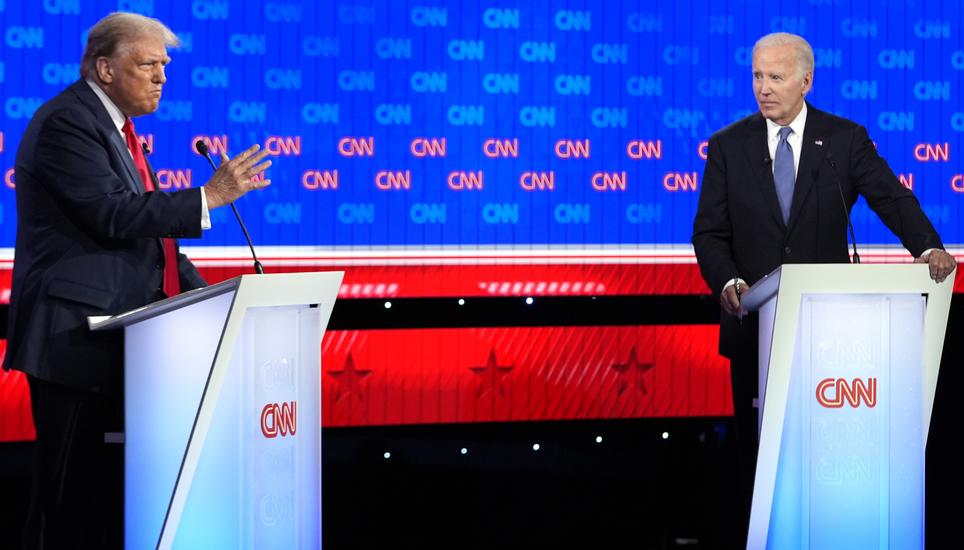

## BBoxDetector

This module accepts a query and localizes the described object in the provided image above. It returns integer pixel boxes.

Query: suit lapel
[69,79,144,195]
[742,114,786,231]
[787,104,827,232]
[109,133,146,194]
[142,146,162,190]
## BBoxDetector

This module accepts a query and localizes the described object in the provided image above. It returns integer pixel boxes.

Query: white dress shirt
[765,102,806,181]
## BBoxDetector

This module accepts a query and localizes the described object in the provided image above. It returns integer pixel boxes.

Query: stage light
[384,301,392,309]
[661,432,669,440]
[460,447,468,455]
[525,297,534,305]
[383,451,391,459]
[458,298,465,305]
[595,436,603,443]
[532,443,540,451]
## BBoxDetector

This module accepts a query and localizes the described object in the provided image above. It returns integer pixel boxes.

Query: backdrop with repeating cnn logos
[1,0,961,253]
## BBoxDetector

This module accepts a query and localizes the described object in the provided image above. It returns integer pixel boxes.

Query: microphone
[195,139,265,275]
[825,152,860,264]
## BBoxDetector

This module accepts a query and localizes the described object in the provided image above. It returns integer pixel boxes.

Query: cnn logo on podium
[261,401,297,438]
[815,378,877,408]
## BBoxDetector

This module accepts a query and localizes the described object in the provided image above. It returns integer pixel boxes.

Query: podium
[90,272,343,549]
[740,264,952,549]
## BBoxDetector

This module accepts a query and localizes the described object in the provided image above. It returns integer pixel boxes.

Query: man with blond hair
[692,32,955,544]
[4,12,272,547]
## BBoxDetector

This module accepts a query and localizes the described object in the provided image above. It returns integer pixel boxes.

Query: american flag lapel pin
[815,140,823,146]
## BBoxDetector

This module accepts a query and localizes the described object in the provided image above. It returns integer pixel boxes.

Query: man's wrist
[722,278,746,295]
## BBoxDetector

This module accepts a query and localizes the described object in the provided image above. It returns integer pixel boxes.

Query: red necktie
[122,118,181,297]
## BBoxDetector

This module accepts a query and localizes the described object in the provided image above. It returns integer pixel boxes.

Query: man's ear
[801,71,813,96]
[95,57,113,84]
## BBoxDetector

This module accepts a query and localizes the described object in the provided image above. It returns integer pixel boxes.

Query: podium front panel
[171,305,321,549]
[763,294,925,549]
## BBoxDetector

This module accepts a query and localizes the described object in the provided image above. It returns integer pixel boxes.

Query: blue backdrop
[1,0,961,251]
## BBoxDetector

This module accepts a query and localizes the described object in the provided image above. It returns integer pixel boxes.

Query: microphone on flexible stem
[194,139,265,275]
[825,152,860,264]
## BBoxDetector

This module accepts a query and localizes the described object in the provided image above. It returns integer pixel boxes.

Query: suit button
[155,264,162,270]
[784,246,791,254]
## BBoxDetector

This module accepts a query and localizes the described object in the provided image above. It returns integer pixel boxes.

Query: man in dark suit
[2,12,273,548]
[691,32,956,544]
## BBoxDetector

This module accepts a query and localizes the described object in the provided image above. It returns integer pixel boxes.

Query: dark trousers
[23,375,123,550]
[728,354,760,547]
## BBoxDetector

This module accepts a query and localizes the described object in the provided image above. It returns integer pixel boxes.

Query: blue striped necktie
[774,126,795,223]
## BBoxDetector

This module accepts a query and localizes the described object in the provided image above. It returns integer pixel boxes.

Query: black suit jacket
[2,79,207,394]
[692,104,943,358]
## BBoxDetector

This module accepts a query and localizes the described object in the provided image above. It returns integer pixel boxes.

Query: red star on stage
[611,345,655,396]
[327,352,372,401]
[470,349,514,398]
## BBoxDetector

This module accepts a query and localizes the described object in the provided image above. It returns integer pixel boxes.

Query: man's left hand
[915,249,957,283]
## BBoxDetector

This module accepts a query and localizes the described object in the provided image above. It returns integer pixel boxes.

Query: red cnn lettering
[4,168,15,189]
[519,171,555,191]
[816,378,877,408]
[260,401,298,438]
[302,170,339,190]
[591,171,627,191]
[411,137,447,157]
[375,170,411,190]
[898,173,914,191]
[663,172,699,191]
[192,134,229,157]
[265,135,302,156]
[338,137,375,157]
[156,169,192,189]
[698,141,708,160]
[627,139,662,160]
[447,170,484,190]
[483,138,519,158]
[555,139,590,159]
[913,142,950,162]
[952,175,964,192]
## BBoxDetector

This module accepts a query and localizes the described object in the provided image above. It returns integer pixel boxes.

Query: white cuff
[722,278,746,295]
[200,188,211,230]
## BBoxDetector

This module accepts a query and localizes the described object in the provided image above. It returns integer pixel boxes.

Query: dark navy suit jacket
[3,79,207,394]
[692,104,943,358]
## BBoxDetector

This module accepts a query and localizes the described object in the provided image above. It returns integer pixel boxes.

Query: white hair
[753,32,815,79]
[80,12,179,78]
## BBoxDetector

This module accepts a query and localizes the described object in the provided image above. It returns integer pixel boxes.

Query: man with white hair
[3,12,272,547]
[692,32,955,543]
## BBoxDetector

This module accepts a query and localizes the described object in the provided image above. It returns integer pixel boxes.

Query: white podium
[91,272,343,550]
[740,264,952,550]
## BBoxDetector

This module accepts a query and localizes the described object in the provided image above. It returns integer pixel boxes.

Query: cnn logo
[815,378,877,408]
[261,401,297,438]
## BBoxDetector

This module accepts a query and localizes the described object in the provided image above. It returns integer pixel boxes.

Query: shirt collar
[85,78,127,135]
[766,102,808,141]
